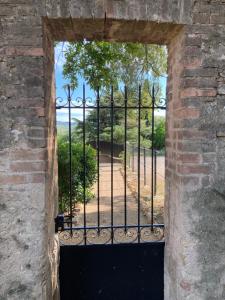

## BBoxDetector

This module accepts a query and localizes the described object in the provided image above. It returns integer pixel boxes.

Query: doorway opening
[54,40,167,245]
[43,16,182,300]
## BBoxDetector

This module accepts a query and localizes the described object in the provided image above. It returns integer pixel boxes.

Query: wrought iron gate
[55,84,166,300]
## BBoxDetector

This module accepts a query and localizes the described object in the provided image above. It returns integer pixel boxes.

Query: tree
[60,41,166,163]
[71,85,165,149]
[58,134,97,213]
[63,41,167,91]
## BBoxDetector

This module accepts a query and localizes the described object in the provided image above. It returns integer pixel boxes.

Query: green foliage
[58,134,97,213]
[56,41,167,216]
[154,116,166,150]
[72,95,165,150]
[60,41,166,179]
[57,124,69,137]
[63,41,167,90]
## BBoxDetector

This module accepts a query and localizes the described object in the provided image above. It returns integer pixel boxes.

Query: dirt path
[78,162,148,227]
[60,160,165,244]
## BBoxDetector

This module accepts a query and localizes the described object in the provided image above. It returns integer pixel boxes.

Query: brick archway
[1,1,225,299]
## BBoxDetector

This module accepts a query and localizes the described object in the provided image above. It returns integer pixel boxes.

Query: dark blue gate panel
[59,242,164,300]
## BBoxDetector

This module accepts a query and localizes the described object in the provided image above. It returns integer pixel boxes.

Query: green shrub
[58,136,97,213]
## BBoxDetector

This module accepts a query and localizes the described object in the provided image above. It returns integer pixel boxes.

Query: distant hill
[57,121,77,136]
[57,121,69,128]
[57,121,77,128]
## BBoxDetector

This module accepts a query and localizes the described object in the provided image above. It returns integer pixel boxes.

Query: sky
[54,43,167,122]
[55,43,94,122]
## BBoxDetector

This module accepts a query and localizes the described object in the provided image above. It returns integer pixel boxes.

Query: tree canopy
[63,41,167,90]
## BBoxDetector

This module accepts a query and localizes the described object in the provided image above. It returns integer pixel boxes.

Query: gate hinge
[55,214,64,233]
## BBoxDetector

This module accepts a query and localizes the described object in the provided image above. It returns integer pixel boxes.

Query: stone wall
[0,2,58,299]
[165,7,225,298]
[0,1,225,299]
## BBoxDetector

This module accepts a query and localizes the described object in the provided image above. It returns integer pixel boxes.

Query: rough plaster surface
[0,0,225,299]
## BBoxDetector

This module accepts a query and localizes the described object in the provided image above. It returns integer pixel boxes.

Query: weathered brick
[193,3,210,14]
[183,57,203,69]
[35,107,45,117]
[10,149,46,161]
[0,174,27,185]
[193,12,210,24]
[181,77,217,88]
[177,130,210,139]
[180,87,217,98]
[185,34,203,46]
[174,107,200,118]
[177,153,201,163]
[185,46,203,57]
[27,128,46,139]
[182,68,218,78]
[30,173,45,183]
[177,164,209,175]
[28,137,47,149]
[5,47,44,56]
[177,141,202,152]
[10,161,46,172]
[210,14,225,24]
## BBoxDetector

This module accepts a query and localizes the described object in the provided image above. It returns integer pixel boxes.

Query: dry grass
[121,167,164,225]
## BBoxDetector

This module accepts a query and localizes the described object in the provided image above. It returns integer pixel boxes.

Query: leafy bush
[58,136,97,213]
[153,116,165,150]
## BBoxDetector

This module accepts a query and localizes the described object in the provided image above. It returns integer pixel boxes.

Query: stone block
[218,83,225,94]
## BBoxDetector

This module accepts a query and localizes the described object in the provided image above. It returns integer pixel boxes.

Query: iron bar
[97,88,100,232]
[154,150,157,196]
[137,85,141,242]
[144,148,146,186]
[68,85,73,235]
[132,145,135,172]
[124,86,128,231]
[56,105,167,110]
[83,84,87,244]
[110,86,114,244]
[128,147,131,168]
[151,86,155,231]
[61,224,165,231]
